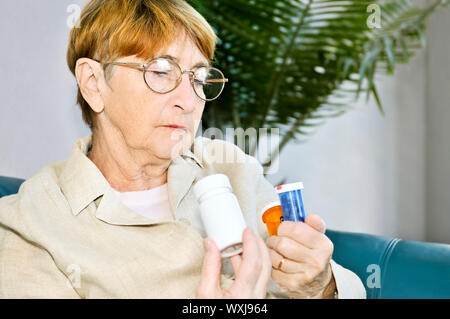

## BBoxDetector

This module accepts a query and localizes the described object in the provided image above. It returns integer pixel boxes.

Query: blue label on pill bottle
[276,182,306,222]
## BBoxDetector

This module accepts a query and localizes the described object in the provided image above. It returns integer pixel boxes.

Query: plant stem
[232,105,241,129]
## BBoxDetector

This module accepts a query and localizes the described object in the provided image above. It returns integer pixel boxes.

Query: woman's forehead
[158,54,210,69]
[156,33,210,67]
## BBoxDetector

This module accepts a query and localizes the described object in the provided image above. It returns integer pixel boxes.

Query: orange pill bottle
[261,203,284,236]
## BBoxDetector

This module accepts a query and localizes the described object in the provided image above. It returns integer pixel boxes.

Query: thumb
[305,214,326,234]
[197,238,222,298]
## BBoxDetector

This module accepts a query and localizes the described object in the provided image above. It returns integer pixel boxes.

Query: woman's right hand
[196,227,272,299]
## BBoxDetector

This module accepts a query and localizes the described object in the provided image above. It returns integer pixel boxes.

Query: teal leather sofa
[1,175,449,299]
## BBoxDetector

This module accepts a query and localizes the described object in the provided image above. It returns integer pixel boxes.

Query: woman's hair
[67,0,217,131]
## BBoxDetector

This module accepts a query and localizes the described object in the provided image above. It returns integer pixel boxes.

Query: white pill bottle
[193,174,247,258]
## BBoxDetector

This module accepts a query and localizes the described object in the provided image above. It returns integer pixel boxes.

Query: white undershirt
[112,183,174,221]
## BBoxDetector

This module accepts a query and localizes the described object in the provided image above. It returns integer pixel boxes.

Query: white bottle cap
[193,174,232,200]
[260,201,282,215]
[276,182,304,193]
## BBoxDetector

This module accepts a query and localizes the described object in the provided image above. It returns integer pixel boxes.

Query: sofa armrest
[0,176,25,198]
[326,229,450,299]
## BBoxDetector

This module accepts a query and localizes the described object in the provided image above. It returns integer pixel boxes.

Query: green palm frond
[189,0,448,160]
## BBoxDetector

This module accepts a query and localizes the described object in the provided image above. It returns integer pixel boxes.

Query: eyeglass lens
[144,58,225,101]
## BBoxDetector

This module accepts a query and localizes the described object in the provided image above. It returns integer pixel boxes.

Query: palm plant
[189,0,449,171]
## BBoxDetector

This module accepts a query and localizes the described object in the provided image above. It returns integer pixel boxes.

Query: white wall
[394,50,427,242]
[0,0,90,179]
[0,1,447,243]
[426,7,450,244]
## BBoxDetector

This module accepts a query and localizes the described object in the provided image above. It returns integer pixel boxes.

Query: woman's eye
[194,79,207,86]
[152,71,169,76]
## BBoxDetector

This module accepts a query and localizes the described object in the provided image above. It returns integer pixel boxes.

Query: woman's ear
[75,58,106,113]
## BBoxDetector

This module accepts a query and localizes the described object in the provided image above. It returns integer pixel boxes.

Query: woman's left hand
[266,214,336,299]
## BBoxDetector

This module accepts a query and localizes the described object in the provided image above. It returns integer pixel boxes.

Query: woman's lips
[160,124,187,130]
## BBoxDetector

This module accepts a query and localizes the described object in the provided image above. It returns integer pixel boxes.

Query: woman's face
[99,32,208,160]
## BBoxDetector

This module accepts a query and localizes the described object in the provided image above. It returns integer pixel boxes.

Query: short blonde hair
[67,0,217,130]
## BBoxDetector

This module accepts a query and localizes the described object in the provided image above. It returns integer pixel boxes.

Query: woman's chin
[146,131,194,160]
[154,142,191,161]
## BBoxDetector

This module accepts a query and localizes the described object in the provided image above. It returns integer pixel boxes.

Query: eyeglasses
[97,57,228,102]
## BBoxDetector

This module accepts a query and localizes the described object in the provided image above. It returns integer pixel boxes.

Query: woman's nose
[173,72,198,112]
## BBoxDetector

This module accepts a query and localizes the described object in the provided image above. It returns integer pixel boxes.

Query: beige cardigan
[0,136,366,298]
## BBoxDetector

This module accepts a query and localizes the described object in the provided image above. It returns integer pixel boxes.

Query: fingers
[253,230,272,296]
[277,221,327,249]
[197,238,222,298]
[268,248,303,274]
[266,235,314,263]
[198,228,272,299]
[229,253,242,275]
[271,268,305,293]
[230,227,271,298]
[271,262,333,296]
[266,216,334,299]
[233,228,263,289]
[305,214,326,234]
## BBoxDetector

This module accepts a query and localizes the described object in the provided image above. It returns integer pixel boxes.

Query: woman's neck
[88,130,171,192]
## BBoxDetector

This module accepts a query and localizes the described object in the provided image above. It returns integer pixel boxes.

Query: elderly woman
[0,0,365,299]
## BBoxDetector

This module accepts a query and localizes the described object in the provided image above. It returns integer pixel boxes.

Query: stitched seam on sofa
[377,238,401,299]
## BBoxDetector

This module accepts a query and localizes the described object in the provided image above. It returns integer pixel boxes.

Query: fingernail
[204,238,210,251]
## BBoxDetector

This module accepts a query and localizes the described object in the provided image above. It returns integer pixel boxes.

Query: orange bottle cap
[262,205,284,236]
